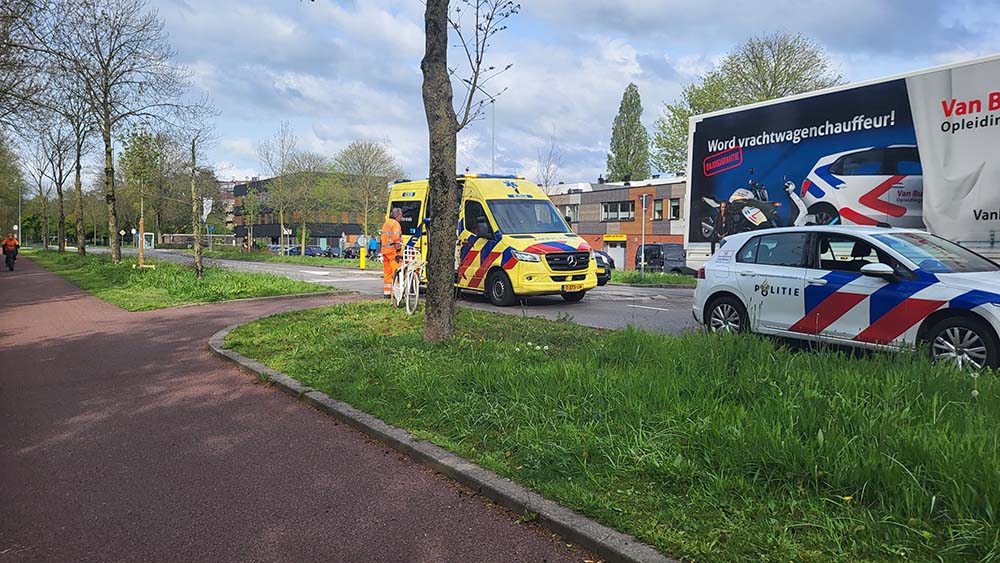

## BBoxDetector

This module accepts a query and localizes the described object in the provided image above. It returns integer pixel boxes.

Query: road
[0,258,591,562]
[110,248,699,334]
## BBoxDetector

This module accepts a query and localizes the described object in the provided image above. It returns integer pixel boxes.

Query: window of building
[669,198,681,220]
[562,204,579,223]
[652,200,663,220]
[601,201,635,222]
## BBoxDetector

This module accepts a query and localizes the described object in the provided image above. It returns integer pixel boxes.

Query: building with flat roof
[550,177,687,270]
[232,173,365,249]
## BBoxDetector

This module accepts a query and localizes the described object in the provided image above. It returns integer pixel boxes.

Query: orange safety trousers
[382,248,400,295]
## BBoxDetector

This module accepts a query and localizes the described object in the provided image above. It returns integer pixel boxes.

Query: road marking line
[629,304,671,312]
[299,270,330,276]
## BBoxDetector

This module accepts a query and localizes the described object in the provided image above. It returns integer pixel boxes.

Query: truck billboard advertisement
[687,56,1000,244]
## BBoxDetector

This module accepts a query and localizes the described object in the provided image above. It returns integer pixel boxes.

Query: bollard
[359,246,366,270]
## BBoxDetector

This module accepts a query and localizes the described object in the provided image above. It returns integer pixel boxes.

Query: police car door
[802,233,916,343]
[733,232,809,332]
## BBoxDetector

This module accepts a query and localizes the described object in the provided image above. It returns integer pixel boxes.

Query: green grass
[226,302,997,562]
[25,249,332,311]
[611,269,696,286]
[199,246,379,270]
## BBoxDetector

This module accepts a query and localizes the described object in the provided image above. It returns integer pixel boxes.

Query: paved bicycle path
[0,258,587,562]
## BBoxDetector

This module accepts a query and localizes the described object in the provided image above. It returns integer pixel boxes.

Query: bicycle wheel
[404,269,420,314]
[391,267,406,306]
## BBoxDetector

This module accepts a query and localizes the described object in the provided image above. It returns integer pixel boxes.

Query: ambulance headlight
[512,250,542,262]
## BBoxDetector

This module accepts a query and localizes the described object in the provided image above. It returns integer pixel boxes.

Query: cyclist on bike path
[3,232,19,271]
[380,208,403,298]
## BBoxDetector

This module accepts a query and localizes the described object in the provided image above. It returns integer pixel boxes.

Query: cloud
[526,0,981,55]
[148,0,1000,185]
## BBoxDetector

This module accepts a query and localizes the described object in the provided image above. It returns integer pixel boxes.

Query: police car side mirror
[860,262,897,282]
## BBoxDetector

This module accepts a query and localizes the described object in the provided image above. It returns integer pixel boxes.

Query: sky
[152,0,1000,185]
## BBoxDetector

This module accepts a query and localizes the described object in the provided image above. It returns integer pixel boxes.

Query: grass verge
[611,269,696,286]
[199,246,379,270]
[25,249,332,311]
[226,301,995,562]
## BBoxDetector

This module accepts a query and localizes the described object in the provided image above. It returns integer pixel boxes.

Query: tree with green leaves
[652,32,844,176]
[606,82,650,182]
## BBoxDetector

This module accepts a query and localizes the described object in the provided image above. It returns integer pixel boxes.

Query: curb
[209,324,677,563]
[608,282,696,290]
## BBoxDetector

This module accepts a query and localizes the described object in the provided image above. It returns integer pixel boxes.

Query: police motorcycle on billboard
[699,168,817,240]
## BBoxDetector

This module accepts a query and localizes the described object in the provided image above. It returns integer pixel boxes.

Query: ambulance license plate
[596,267,605,274]
[562,283,583,292]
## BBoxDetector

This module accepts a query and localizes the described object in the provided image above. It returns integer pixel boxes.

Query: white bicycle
[391,246,424,314]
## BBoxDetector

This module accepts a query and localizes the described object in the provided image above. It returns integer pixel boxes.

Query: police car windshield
[487,199,571,235]
[872,233,999,273]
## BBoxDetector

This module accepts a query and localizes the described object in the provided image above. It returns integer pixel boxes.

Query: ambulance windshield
[487,199,571,235]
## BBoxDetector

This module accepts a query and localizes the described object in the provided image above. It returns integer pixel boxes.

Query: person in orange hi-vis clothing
[380,208,404,298]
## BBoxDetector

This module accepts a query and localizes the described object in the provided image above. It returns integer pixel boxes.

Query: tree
[288,151,332,255]
[59,87,95,256]
[606,82,650,182]
[333,140,404,236]
[240,184,262,249]
[257,121,298,251]
[53,0,189,262]
[42,121,73,251]
[652,32,844,175]
[22,140,52,248]
[534,132,562,193]
[421,0,518,342]
[0,133,25,232]
[0,0,49,129]
[181,109,216,278]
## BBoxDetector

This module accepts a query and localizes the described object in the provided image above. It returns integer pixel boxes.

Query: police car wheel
[562,291,586,303]
[926,316,999,371]
[486,271,516,307]
[706,296,747,334]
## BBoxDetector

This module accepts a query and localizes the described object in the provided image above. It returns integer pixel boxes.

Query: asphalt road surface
[125,249,699,334]
[1,258,592,562]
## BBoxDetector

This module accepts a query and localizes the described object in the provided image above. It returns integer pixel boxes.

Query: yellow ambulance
[387,174,597,306]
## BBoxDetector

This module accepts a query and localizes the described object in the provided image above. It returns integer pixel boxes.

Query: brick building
[550,177,687,270]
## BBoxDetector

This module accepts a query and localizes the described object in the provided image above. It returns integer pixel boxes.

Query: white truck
[684,54,1000,266]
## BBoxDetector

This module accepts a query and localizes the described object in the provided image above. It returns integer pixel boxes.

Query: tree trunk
[41,193,50,250]
[74,147,86,256]
[191,140,203,278]
[300,223,306,255]
[421,0,460,343]
[56,182,65,252]
[279,209,286,251]
[103,126,120,262]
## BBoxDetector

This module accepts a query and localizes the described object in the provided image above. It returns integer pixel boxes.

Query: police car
[693,226,1000,370]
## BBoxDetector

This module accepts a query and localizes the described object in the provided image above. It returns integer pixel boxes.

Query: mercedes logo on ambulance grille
[566,255,578,267]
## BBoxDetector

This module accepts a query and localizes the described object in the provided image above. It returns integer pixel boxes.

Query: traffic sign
[119,229,126,236]
[209,225,215,233]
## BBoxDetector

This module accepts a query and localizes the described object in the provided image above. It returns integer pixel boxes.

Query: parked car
[342,246,360,259]
[694,225,1000,370]
[285,245,326,257]
[636,243,693,275]
[593,250,614,286]
[322,247,342,258]
[285,245,325,256]
[800,145,924,228]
